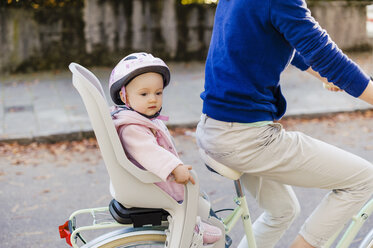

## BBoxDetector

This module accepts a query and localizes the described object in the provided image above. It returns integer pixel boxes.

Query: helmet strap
[136,107,164,120]
[116,105,168,121]
[120,86,127,105]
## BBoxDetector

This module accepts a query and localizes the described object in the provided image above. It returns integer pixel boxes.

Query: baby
[109,52,222,245]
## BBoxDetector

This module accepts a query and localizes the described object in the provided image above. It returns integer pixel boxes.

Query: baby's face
[125,72,164,117]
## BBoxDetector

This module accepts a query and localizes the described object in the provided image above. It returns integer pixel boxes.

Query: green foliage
[1,0,84,23]
[181,0,217,5]
[1,0,82,9]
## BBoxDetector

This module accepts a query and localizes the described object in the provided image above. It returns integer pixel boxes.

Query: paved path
[0,114,372,247]
[0,52,372,142]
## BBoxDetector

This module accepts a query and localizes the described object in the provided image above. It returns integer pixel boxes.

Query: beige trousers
[196,114,373,248]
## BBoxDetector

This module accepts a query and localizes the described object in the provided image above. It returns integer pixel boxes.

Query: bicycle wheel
[82,227,166,248]
[359,229,373,248]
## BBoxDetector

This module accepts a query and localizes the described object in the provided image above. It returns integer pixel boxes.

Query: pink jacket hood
[111,107,179,158]
[110,106,184,201]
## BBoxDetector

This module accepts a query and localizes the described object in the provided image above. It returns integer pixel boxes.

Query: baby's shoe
[195,217,222,245]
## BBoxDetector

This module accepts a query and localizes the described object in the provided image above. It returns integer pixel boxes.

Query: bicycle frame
[65,207,169,248]
[323,198,373,248]
[222,179,373,248]
[63,184,372,248]
[67,207,127,247]
[222,179,257,248]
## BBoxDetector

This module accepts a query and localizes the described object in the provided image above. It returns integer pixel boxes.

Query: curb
[1,108,372,145]
[0,131,95,145]
[282,108,373,120]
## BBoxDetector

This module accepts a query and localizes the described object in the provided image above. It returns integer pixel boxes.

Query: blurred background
[0,0,372,73]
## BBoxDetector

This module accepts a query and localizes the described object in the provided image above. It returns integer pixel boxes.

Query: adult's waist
[202,102,275,123]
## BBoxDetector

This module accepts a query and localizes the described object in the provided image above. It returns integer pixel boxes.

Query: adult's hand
[306,67,343,92]
[359,80,373,105]
[323,82,342,92]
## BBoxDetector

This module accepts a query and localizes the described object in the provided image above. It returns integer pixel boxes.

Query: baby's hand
[323,82,343,92]
[172,164,195,185]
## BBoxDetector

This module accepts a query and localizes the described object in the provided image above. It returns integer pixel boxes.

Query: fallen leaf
[11,159,23,165]
[8,181,24,187]
[23,204,39,212]
[33,175,51,180]
[11,204,20,213]
[364,145,373,151]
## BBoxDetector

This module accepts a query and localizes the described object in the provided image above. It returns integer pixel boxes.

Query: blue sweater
[202,0,370,122]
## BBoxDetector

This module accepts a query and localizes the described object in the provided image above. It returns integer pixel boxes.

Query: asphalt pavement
[0,114,372,248]
[0,52,372,143]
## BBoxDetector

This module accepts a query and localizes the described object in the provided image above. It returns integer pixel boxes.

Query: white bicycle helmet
[109,52,170,105]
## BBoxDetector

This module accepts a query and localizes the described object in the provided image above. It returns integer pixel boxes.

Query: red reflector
[59,221,72,247]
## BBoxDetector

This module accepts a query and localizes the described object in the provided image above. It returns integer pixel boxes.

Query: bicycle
[59,63,373,248]
[59,150,373,248]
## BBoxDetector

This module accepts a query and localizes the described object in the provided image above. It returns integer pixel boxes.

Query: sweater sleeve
[291,51,309,71]
[121,125,182,182]
[270,0,369,97]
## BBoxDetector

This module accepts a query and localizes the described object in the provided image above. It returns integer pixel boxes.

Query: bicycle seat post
[234,179,245,198]
[198,148,258,248]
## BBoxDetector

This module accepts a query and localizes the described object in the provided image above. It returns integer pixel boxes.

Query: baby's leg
[194,217,222,244]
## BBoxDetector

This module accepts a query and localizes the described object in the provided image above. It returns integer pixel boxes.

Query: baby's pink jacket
[111,108,185,201]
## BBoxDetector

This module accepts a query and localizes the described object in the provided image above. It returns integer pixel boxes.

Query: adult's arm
[270,0,370,98]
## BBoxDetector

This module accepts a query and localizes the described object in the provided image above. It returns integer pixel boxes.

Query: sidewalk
[0,52,372,143]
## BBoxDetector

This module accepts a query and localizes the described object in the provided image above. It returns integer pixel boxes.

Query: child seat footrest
[109,199,169,227]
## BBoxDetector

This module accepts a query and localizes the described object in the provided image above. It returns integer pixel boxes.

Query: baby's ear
[119,91,126,104]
